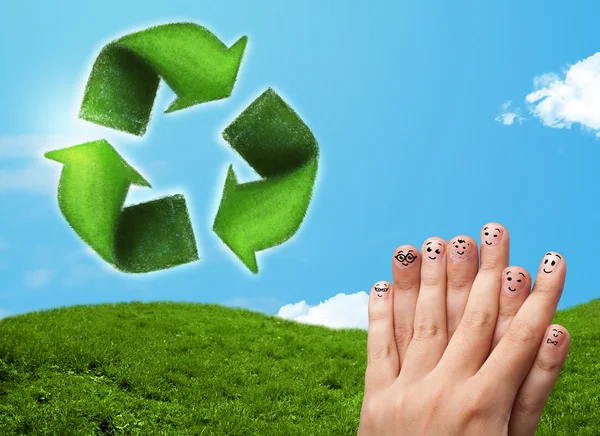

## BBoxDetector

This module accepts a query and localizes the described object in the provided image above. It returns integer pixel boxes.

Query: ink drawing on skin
[374,282,389,298]
[395,249,417,267]
[450,238,472,262]
[483,226,502,246]
[425,241,442,260]
[504,270,526,293]
[542,253,562,274]
[547,328,564,346]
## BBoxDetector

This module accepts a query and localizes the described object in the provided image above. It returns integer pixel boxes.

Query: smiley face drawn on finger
[394,249,417,268]
[546,328,564,346]
[374,282,389,298]
[482,226,502,246]
[503,269,527,294]
[542,252,562,274]
[449,238,472,262]
[425,240,443,261]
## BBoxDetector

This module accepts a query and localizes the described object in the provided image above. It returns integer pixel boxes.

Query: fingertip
[371,281,392,300]
[481,222,509,247]
[501,266,531,296]
[544,324,570,351]
[422,237,446,263]
[392,245,420,270]
[539,252,566,275]
[447,235,477,263]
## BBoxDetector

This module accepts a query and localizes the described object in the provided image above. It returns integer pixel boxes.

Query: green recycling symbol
[45,22,319,274]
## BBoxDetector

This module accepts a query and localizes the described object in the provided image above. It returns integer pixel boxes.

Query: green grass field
[0,299,597,435]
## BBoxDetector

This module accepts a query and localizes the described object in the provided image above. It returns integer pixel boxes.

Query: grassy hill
[0,299,598,435]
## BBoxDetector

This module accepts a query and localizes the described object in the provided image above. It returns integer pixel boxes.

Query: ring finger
[491,266,531,351]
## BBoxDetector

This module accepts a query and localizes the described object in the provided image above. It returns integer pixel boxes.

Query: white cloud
[525,53,600,136]
[499,52,600,136]
[23,269,53,288]
[277,291,369,330]
[495,101,526,126]
[532,72,561,90]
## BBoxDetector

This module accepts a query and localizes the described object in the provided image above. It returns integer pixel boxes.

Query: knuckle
[447,276,473,292]
[394,277,415,291]
[535,354,562,373]
[498,303,519,317]
[368,343,393,363]
[360,398,385,429]
[421,272,442,287]
[363,398,380,418]
[479,259,500,272]
[460,309,496,332]
[412,319,442,340]
[391,393,408,417]
[369,308,389,322]
[516,393,542,417]
[532,282,554,296]
[458,387,493,424]
[424,383,449,421]
[506,320,537,346]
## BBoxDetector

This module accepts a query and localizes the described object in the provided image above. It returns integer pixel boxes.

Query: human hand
[358,223,569,436]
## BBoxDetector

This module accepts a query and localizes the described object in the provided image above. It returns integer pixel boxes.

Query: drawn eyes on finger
[424,240,443,261]
[394,249,418,268]
[482,226,503,246]
[541,252,562,274]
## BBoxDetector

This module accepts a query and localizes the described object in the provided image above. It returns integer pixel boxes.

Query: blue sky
[2,0,600,328]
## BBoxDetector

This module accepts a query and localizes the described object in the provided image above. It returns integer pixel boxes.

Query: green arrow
[45,139,199,273]
[79,22,248,136]
[213,88,319,273]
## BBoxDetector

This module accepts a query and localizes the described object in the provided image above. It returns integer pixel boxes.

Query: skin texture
[359,223,570,436]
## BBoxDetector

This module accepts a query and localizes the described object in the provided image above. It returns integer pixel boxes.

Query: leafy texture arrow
[213,88,319,273]
[79,22,248,136]
[45,139,199,273]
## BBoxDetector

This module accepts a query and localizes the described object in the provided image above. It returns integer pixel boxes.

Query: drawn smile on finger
[503,269,527,294]
[374,282,389,298]
[425,241,443,260]
[547,328,564,346]
[542,252,562,274]
[449,238,472,262]
[395,249,417,268]
[482,226,502,246]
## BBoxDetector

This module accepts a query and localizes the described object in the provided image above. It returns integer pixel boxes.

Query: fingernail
[424,239,444,262]
[394,247,418,269]
[545,326,566,348]
[540,252,562,275]
[482,224,503,247]
[373,281,390,299]
[449,237,474,262]
[502,268,527,295]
